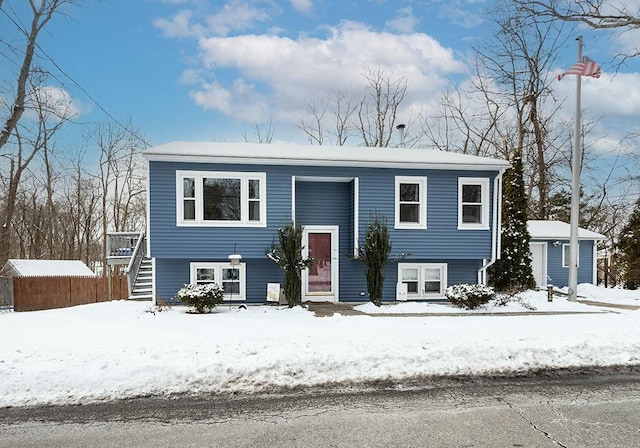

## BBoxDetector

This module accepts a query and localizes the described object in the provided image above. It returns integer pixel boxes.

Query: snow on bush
[446,283,495,310]
[175,283,224,313]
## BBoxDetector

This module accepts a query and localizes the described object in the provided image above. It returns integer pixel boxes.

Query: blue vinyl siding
[156,257,283,304]
[295,181,367,300]
[358,169,495,259]
[149,160,500,302]
[538,239,595,288]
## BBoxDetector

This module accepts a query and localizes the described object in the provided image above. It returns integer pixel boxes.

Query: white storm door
[530,242,547,287]
[302,226,339,302]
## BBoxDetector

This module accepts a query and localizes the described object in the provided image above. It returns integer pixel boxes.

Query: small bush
[493,293,537,311]
[175,283,224,313]
[445,283,495,310]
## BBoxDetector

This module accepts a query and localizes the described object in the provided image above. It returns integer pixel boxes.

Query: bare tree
[297,90,357,145]
[514,0,640,63]
[514,0,639,30]
[296,68,406,147]
[243,117,275,144]
[0,0,75,265]
[424,1,568,218]
[0,0,73,150]
[297,98,328,145]
[357,67,408,147]
[421,71,509,156]
[92,121,146,270]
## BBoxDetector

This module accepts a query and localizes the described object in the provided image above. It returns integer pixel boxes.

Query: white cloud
[153,9,203,38]
[189,79,270,122]
[191,21,466,122]
[25,86,82,121]
[437,0,487,29]
[386,7,418,34]
[555,71,640,118]
[205,1,269,37]
[154,2,270,38]
[290,0,313,14]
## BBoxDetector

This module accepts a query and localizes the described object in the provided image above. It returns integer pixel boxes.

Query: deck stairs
[129,257,153,300]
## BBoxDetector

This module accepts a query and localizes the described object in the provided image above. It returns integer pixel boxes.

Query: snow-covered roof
[1,259,96,277]
[527,220,606,241]
[143,141,511,171]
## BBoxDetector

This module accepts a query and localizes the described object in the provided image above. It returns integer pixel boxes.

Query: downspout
[592,238,603,285]
[146,158,155,305]
[478,167,506,284]
[291,176,296,224]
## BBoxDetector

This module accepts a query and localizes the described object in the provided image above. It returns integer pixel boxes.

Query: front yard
[1,284,639,408]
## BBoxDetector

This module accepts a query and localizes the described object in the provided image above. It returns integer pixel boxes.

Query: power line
[34,41,152,148]
[0,6,152,148]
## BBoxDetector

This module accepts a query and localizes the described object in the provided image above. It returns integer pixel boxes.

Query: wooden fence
[7,275,128,312]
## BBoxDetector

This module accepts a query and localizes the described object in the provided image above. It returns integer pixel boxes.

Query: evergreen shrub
[357,213,392,307]
[266,222,313,307]
[445,283,495,309]
[175,283,224,313]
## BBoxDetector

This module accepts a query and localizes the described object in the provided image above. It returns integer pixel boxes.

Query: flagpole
[568,36,583,301]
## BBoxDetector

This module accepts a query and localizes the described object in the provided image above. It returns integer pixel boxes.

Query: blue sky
[4,0,640,154]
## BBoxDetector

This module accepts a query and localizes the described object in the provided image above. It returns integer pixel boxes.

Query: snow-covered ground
[1,284,639,408]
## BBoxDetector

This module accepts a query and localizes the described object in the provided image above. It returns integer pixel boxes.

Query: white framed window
[562,243,579,268]
[177,171,266,227]
[398,263,447,298]
[190,262,246,301]
[395,176,427,229]
[458,178,489,230]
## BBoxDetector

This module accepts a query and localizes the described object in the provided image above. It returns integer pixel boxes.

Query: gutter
[144,153,509,172]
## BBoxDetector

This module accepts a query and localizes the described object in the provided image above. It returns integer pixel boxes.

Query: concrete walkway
[304,301,631,318]
[577,299,640,311]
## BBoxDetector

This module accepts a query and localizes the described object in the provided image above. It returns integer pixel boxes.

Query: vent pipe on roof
[396,123,406,148]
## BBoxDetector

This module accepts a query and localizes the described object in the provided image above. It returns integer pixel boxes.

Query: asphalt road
[1,368,640,447]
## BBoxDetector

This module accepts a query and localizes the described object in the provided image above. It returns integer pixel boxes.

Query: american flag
[557,56,601,80]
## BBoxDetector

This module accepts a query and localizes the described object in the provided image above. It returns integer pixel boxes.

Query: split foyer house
[143,142,511,304]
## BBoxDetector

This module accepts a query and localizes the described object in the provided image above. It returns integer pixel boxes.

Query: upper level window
[395,176,427,229]
[458,178,489,230]
[177,171,266,227]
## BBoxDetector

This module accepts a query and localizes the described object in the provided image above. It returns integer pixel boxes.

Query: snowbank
[0,285,638,408]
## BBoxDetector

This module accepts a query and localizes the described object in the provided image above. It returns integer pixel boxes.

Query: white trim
[394,176,427,229]
[144,142,511,171]
[458,177,490,230]
[478,168,506,284]
[592,243,598,284]
[494,170,504,259]
[302,225,339,302]
[189,261,247,301]
[294,176,354,182]
[530,242,547,287]
[146,159,152,257]
[562,243,579,268]
[291,175,296,224]
[354,177,359,259]
[176,170,266,227]
[397,262,448,299]
[151,257,157,306]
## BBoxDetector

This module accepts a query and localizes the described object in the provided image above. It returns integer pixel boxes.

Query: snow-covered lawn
[1,284,639,408]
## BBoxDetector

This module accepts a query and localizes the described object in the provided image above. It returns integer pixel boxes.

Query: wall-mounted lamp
[228,253,242,265]
[552,241,561,247]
